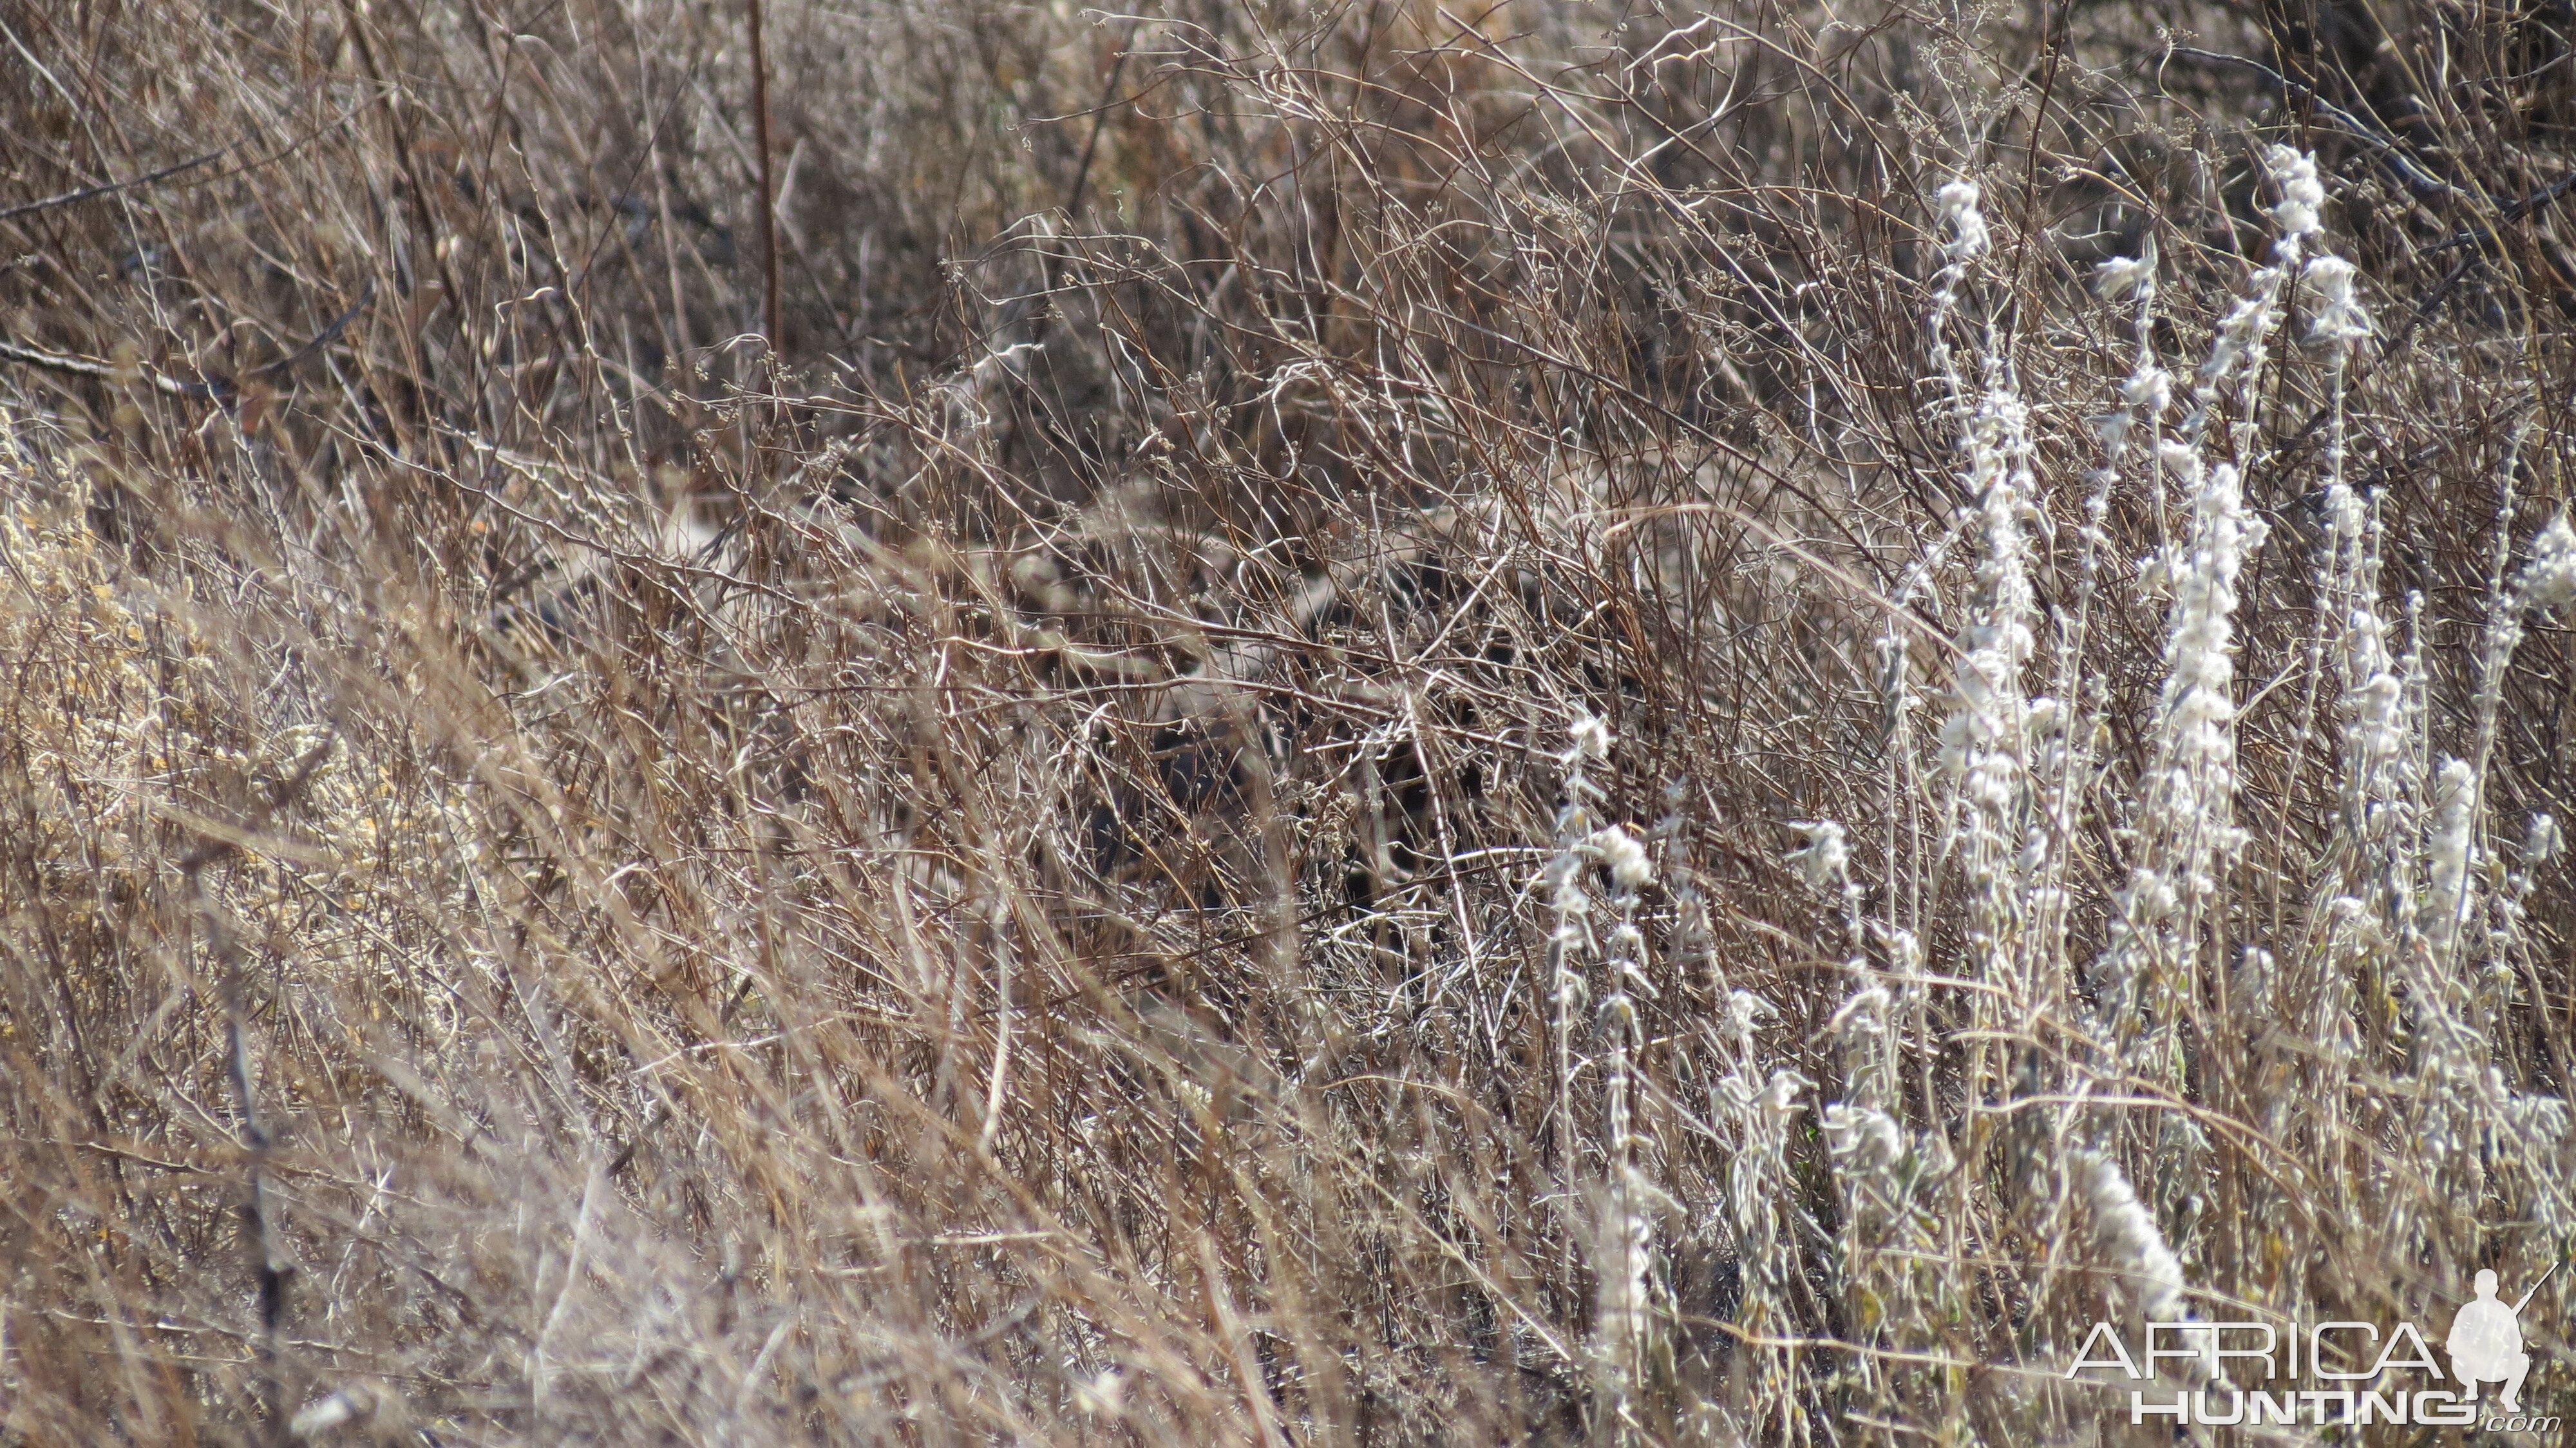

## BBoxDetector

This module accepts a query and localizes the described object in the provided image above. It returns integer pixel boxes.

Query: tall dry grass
[3,0,2573,1443]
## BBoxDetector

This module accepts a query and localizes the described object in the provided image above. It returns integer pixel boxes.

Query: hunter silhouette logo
[2449,1267,2549,1412]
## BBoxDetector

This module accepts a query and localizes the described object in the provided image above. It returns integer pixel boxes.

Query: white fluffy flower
[1823,1103,1905,1172]
[2121,363,2173,415]
[1828,982,1891,1036]
[2528,813,2564,866]
[2264,146,2327,240]
[1727,989,1773,1035]
[2521,513,2576,610]
[1786,819,1851,895]
[2425,758,2477,961]
[2093,239,2157,301]
[1757,1067,1810,1115]
[2200,294,2271,383]
[1567,713,1612,762]
[1937,179,1988,260]
[1588,824,1654,891]
[2071,1148,2199,1353]
[2304,255,2372,357]
[2349,669,2407,778]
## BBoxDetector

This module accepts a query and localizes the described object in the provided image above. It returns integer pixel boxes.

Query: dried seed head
[2264,146,2327,240]
[1589,824,1654,891]
[2304,255,2371,358]
[1567,713,1613,763]
[1786,819,1851,895]
[2527,813,2562,866]
[1937,179,1988,260]
[2093,241,2157,301]
[2522,513,2576,611]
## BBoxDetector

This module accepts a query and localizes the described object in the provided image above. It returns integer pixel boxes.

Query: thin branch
[746,0,782,349]
[0,148,234,224]
[0,280,374,401]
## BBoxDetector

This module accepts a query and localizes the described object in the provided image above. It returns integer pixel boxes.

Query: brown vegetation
[3,0,2573,1443]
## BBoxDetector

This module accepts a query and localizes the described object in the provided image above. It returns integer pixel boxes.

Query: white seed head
[2303,255,2372,357]
[2120,363,2174,416]
[289,1384,382,1440]
[1567,713,1613,762]
[1937,179,1989,260]
[1072,1369,1126,1416]
[2521,513,2576,610]
[2264,146,2327,240]
[1758,1067,1811,1115]
[2071,1148,2194,1335]
[2527,813,2562,866]
[1828,982,1891,1037]
[2093,242,2157,301]
[2426,758,2477,960]
[1589,824,1654,891]
[1786,819,1851,895]
[1727,989,1773,1034]
[1823,1102,1905,1171]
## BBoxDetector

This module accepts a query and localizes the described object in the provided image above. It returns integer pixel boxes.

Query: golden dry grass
[3,0,2574,1443]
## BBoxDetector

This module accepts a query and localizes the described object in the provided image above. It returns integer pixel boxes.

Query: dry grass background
[3,0,2575,1443]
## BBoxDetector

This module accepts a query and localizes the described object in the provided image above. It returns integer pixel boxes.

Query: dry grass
[3,0,2574,1443]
